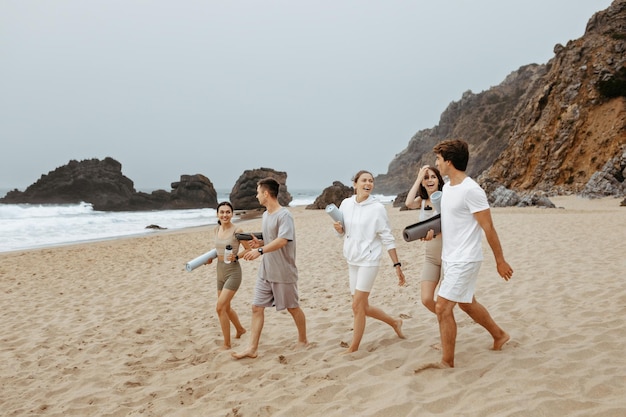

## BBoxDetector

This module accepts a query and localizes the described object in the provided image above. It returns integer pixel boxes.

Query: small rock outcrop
[229,168,292,210]
[306,181,353,209]
[581,145,626,198]
[480,179,556,208]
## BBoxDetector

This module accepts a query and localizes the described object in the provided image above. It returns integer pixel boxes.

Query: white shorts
[348,264,379,294]
[437,261,482,303]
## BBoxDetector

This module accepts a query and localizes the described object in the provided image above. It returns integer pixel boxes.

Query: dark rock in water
[0,157,218,211]
[306,181,353,210]
[229,168,292,210]
[145,224,167,230]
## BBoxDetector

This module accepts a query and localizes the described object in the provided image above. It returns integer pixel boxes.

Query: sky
[0,0,614,192]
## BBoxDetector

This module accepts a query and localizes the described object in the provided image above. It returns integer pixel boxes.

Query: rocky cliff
[375,0,626,199]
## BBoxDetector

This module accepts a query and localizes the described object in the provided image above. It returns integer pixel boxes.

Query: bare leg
[365,304,405,339]
[421,281,438,314]
[216,289,245,349]
[286,306,308,348]
[435,296,456,368]
[345,290,404,353]
[458,297,510,350]
[231,305,264,359]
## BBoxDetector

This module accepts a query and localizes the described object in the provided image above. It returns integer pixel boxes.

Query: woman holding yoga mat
[205,201,250,349]
[405,165,445,314]
[332,170,406,354]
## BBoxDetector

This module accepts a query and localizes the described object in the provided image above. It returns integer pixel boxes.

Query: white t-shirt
[440,177,490,263]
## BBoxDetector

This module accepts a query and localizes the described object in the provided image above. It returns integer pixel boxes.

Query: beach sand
[1,196,625,416]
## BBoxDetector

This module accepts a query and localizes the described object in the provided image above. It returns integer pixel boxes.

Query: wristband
[393,262,402,268]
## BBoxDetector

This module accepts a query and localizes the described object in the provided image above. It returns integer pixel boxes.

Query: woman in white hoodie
[332,170,406,353]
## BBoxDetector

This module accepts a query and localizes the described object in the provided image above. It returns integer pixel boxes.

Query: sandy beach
[1,195,625,417]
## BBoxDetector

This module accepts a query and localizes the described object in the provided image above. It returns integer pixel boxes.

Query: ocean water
[0,189,396,253]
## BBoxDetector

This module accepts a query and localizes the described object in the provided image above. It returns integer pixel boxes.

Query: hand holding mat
[402,214,441,242]
[185,249,218,272]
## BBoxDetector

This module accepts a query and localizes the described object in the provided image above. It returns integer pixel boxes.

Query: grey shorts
[252,277,300,311]
[216,261,243,291]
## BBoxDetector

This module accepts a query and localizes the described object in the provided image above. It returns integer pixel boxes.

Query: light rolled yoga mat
[185,248,217,272]
[430,191,442,213]
[325,203,344,227]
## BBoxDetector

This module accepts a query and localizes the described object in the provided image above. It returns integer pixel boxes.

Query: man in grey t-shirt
[232,178,308,359]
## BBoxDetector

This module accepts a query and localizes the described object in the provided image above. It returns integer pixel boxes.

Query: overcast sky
[0,0,614,192]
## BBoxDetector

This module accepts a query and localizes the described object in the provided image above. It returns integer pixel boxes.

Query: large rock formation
[167,174,218,209]
[0,157,218,211]
[482,0,626,196]
[374,64,547,194]
[375,0,626,201]
[229,168,293,210]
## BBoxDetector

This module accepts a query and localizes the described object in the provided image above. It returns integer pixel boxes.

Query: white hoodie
[339,195,396,267]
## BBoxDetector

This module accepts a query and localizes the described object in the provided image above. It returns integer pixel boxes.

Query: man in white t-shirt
[416,139,513,371]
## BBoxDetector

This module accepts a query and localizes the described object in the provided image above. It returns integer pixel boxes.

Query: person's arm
[242,237,288,260]
[405,166,428,209]
[388,248,406,286]
[474,209,513,281]
[236,228,251,258]
[333,221,344,235]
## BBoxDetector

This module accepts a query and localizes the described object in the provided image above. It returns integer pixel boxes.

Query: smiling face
[217,204,234,225]
[354,171,374,201]
[422,168,440,196]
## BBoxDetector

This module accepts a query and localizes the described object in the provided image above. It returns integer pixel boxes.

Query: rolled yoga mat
[430,191,442,213]
[185,248,218,272]
[235,232,264,241]
[402,214,441,242]
[325,203,344,227]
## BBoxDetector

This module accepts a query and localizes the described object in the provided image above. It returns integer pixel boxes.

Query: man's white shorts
[437,261,482,303]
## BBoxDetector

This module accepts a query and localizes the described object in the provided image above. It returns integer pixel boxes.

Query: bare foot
[414,361,453,373]
[219,344,231,351]
[493,331,510,351]
[231,347,258,360]
[340,347,357,355]
[236,328,247,339]
[393,319,406,339]
[294,341,309,350]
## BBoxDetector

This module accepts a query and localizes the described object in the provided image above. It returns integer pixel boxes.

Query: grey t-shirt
[259,207,298,283]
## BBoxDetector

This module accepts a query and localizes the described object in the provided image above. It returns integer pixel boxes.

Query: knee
[216,302,228,315]
[435,301,452,319]
[352,299,367,314]
[421,295,431,308]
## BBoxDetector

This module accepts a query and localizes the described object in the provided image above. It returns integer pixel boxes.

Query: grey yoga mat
[185,248,218,272]
[402,214,441,242]
[235,232,264,241]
